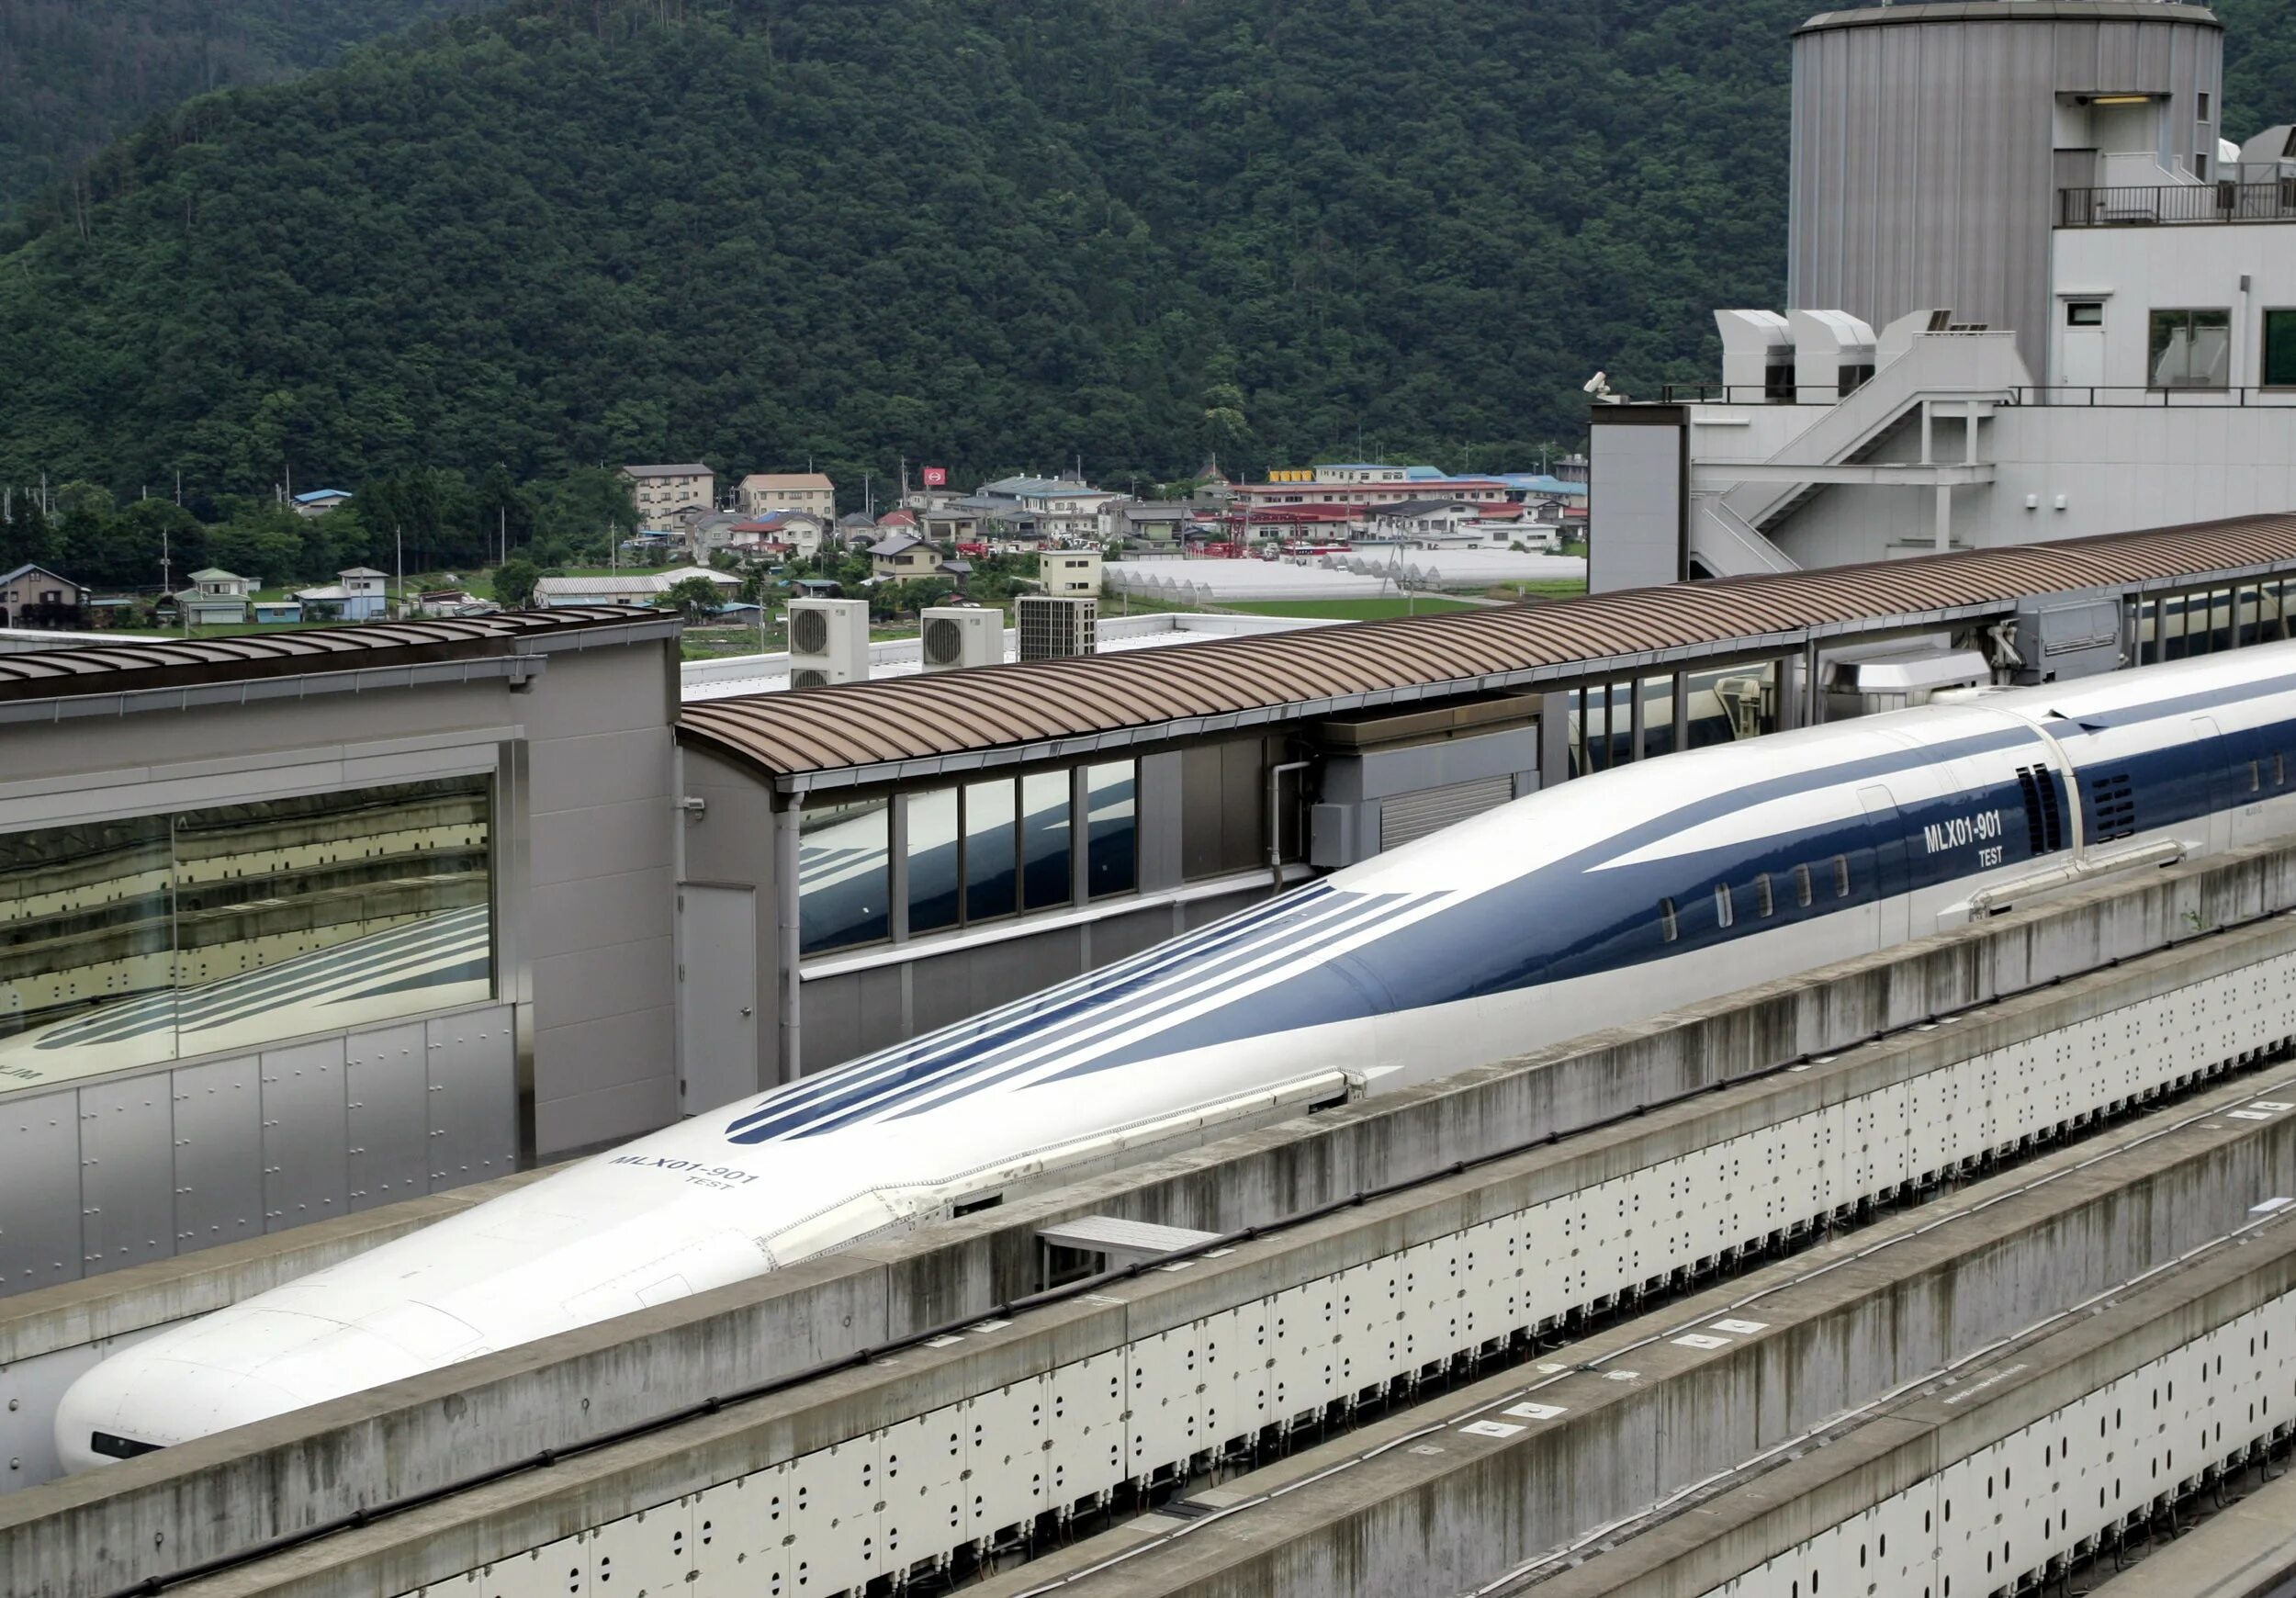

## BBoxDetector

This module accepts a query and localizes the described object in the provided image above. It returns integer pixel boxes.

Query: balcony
[2059,179,2296,227]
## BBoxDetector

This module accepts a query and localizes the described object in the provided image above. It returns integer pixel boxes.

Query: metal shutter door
[1378,775,1516,852]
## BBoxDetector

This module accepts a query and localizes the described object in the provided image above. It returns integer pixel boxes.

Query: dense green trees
[0,0,483,212]
[0,0,1798,515]
[5,0,2295,550]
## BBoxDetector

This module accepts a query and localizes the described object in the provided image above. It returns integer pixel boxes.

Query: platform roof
[679,515,2296,793]
[0,607,661,704]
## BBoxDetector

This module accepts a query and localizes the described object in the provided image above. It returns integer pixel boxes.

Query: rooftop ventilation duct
[1715,309,1794,402]
[1786,309,1877,404]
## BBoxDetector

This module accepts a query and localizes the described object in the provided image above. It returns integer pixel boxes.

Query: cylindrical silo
[1790,2,2223,379]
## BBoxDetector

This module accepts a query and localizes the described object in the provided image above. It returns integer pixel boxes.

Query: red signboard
[922,466,948,487]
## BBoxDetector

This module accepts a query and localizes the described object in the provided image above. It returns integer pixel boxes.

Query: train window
[1753,872,1773,917]
[1659,897,1679,942]
[2252,760,2264,794]
[1793,862,1813,907]
[2278,753,2288,787]
[1715,883,1734,928]
[1832,855,1851,898]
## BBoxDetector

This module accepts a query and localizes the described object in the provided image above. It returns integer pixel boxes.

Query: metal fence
[2059,179,2296,227]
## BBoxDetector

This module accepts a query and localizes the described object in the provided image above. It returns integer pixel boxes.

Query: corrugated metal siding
[1379,776,1516,852]
[677,515,2296,784]
[1789,4,2222,377]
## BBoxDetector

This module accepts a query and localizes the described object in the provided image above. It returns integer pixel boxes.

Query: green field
[1222,597,1485,620]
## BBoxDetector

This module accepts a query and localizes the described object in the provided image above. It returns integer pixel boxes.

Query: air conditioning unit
[1018,594,1097,662]
[787,598,871,688]
[919,606,1003,672]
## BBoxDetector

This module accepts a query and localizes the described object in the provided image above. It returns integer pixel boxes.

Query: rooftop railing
[1660,383,2296,407]
[2059,178,2296,226]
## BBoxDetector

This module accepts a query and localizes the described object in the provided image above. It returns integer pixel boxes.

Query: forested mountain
[0,0,484,212]
[3,0,2294,518]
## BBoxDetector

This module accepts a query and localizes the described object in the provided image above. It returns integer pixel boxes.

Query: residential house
[681,510,749,559]
[837,512,881,547]
[974,474,1122,542]
[727,512,825,559]
[0,563,91,629]
[293,567,389,622]
[622,463,716,526]
[291,489,355,518]
[1040,550,1102,597]
[176,568,254,626]
[869,533,948,580]
[737,472,837,520]
[252,600,305,625]
[874,508,920,535]
[1370,499,1502,543]
[1114,503,1193,546]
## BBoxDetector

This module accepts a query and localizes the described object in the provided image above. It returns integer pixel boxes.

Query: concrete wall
[12,842,2296,1594]
[520,636,681,1155]
[1589,407,1687,592]
[2054,219,2296,391]
[1769,402,2296,566]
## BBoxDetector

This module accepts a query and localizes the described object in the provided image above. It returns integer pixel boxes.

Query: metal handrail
[2059,178,2296,226]
[1660,383,2296,408]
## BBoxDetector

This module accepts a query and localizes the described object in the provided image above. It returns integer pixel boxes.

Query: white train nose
[54,1350,304,1473]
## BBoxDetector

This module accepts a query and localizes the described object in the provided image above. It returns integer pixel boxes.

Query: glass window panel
[1639,676,1676,760]
[2148,309,2231,388]
[0,777,493,1095]
[905,787,962,936]
[2238,585,2263,648]
[1020,771,1073,912]
[963,779,1019,923]
[2265,309,2296,388]
[0,814,177,1082]
[1086,762,1137,898]
[799,795,889,956]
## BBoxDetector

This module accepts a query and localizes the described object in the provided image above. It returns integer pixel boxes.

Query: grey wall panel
[261,1039,347,1232]
[801,975,863,1077]
[1086,904,1181,971]
[426,1008,517,1193]
[171,1054,262,1250]
[1789,8,2223,378]
[1181,887,1268,933]
[1136,753,1185,894]
[346,1023,429,1211]
[854,965,906,1060]
[0,1091,80,1292]
[76,1076,174,1277]
[1178,745,1223,881]
[1591,418,1686,591]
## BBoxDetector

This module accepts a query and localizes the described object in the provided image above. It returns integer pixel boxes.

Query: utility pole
[499,505,507,567]
[175,469,182,506]
[395,526,404,620]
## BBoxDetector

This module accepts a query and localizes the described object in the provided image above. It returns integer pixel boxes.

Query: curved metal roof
[678,516,2296,788]
[0,607,650,703]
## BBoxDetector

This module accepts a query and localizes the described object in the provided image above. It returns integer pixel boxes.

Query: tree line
[0,466,638,593]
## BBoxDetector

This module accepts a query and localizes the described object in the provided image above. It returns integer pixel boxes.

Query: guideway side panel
[378,929,2296,1598]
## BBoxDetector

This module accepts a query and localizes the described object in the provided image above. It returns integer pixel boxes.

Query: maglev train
[55,640,2296,1470]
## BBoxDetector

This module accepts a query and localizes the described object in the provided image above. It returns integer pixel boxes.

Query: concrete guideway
[32,864,2296,1597]
[16,843,2296,1597]
[2082,1462,2296,1596]
[979,1066,2296,1598]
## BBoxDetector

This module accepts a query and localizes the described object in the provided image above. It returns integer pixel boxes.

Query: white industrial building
[1592,1,2296,590]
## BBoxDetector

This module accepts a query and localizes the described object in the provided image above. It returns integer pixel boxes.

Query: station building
[1592,0,2296,587]
[672,515,2296,1097]
[0,610,681,1295]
